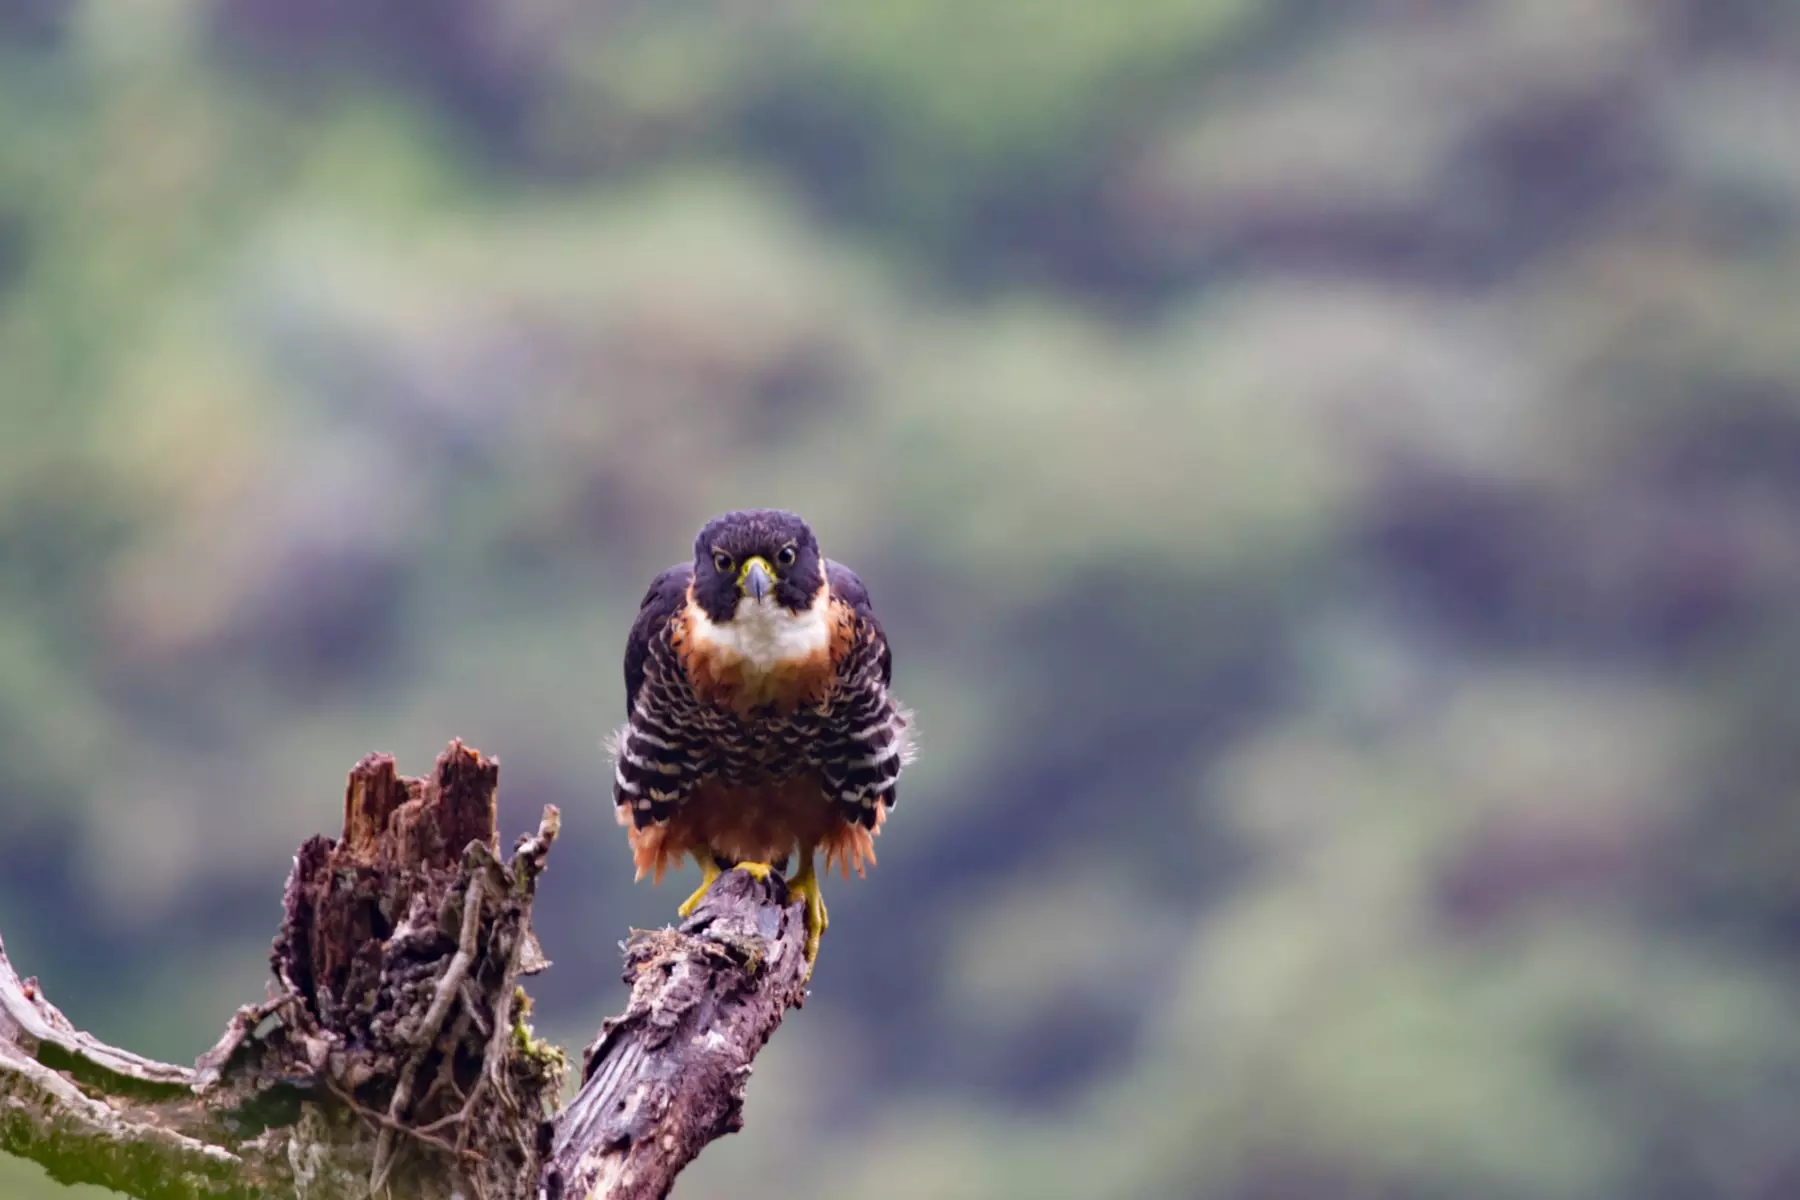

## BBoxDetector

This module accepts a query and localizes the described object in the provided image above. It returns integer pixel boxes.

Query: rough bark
[543,870,808,1200]
[0,741,807,1200]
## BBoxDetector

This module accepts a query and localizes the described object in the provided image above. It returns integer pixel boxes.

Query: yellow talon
[735,861,776,882]
[677,859,723,918]
[787,850,828,972]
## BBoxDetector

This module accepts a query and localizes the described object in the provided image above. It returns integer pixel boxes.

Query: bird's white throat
[689,591,830,672]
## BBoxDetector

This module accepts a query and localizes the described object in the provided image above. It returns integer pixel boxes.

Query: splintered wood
[272,741,562,1199]
[0,740,807,1200]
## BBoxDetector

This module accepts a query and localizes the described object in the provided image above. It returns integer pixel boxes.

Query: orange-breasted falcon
[611,509,911,967]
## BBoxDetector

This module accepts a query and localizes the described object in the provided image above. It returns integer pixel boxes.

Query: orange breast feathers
[674,582,857,716]
[621,773,882,883]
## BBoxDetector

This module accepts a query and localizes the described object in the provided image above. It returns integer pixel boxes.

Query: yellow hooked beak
[738,556,774,600]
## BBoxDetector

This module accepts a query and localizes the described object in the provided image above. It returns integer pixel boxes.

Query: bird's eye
[713,551,735,574]
[776,545,797,568]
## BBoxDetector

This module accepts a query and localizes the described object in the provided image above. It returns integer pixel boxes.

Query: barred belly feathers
[609,509,912,967]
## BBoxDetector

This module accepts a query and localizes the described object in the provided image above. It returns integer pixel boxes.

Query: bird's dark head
[690,509,824,624]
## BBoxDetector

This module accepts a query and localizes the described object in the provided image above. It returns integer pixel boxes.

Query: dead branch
[0,741,807,1200]
[543,869,809,1200]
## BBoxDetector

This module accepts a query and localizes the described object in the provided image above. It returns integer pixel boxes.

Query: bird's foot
[676,859,724,918]
[684,858,826,973]
[786,859,829,972]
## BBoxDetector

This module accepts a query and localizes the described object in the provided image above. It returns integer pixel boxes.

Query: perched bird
[611,509,911,968]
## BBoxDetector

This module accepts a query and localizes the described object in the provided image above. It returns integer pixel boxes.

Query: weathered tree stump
[0,741,808,1200]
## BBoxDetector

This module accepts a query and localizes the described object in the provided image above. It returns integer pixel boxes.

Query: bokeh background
[4,1,1800,1197]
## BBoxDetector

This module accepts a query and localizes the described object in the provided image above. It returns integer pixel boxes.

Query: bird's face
[690,509,825,624]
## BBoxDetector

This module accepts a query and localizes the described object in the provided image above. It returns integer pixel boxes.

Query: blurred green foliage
[3,1,1800,1197]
